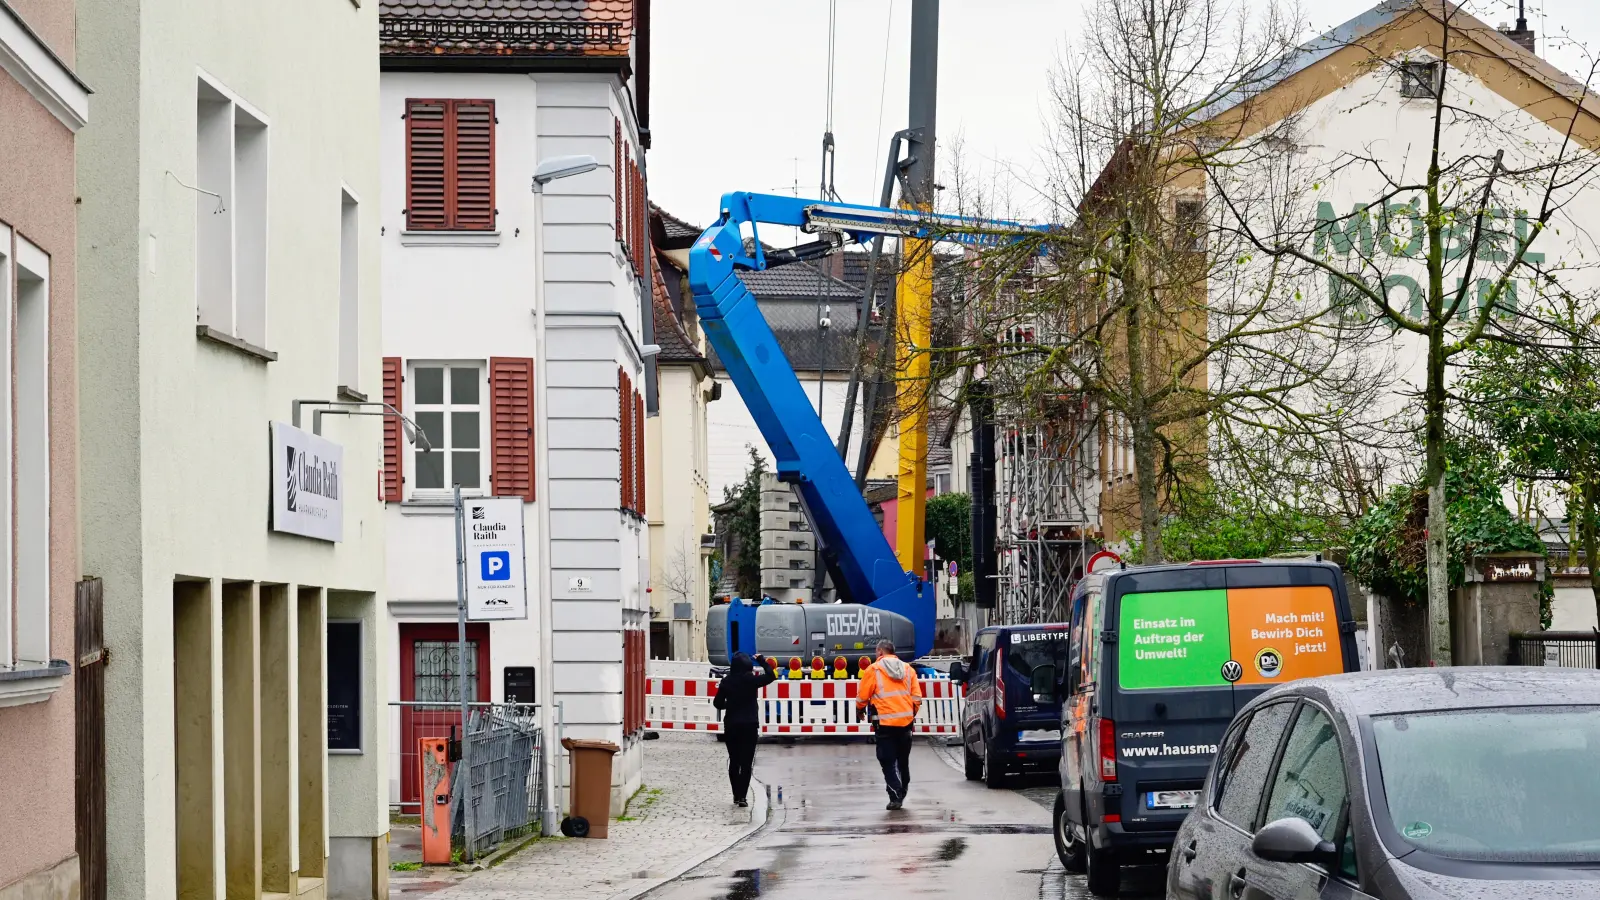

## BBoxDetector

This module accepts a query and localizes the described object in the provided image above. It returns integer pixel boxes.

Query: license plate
[1147,790,1199,810]
[1018,729,1059,743]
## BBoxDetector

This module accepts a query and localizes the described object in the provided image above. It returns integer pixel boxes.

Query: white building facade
[75,0,388,896]
[379,0,654,814]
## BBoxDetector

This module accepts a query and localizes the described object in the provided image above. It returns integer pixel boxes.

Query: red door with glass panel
[399,622,491,812]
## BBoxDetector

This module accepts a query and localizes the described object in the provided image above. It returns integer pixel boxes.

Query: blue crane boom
[690,192,1045,661]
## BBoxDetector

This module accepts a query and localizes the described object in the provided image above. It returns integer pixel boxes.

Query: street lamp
[532,154,598,836]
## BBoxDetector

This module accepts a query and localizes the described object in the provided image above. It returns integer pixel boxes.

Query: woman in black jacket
[713,652,776,806]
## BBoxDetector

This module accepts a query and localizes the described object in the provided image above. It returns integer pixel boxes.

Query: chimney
[1499,2,1537,55]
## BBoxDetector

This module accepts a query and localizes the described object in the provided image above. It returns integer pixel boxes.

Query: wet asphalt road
[646,738,1164,900]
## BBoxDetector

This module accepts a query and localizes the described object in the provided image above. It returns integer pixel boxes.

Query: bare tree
[923,0,1390,563]
[1209,0,1600,661]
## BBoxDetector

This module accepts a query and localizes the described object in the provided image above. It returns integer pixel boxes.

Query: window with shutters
[634,392,646,516]
[618,368,634,511]
[405,99,496,232]
[489,357,535,502]
[613,119,624,240]
[408,362,489,498]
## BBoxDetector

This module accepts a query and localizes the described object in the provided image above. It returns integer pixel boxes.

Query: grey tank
[706,602,917,667]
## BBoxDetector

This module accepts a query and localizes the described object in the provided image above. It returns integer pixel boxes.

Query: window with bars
[404,98,496,231]
[411,639,480,703]
[409,363,487,495]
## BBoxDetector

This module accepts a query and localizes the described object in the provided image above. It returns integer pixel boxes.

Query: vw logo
[1220,660,1244,683]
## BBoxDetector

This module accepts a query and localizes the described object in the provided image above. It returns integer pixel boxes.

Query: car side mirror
[948,661,968,683]
[1030,663,1058,703]
[1252,817,1338,866]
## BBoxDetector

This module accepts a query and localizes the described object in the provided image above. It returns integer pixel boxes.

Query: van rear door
[1105,568,1235,834]
[1220,563,1357,709]
[1002,627,1069,741]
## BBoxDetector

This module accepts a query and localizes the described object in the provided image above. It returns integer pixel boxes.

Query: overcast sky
[649,0,1600,233]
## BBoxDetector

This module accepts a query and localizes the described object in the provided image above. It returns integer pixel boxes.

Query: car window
[1068,591,1087,690]
[1007,632,1069,679]
[1263,704,1347,845]
[975,633,997,674]
[1371,706,1600,863]
[1338,820,1358,880]
[1215,701,1294,831]
[1082,587,1103,688]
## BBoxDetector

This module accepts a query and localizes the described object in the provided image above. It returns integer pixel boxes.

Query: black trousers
[875,724,913,799]
[724,723,759,802]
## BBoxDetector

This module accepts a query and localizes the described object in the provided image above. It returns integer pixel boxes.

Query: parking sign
[463,498,528,620]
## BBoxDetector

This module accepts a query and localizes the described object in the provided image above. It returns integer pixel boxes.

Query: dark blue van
[949,623,1071,787]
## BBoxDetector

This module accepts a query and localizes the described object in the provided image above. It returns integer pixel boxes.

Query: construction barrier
[645,676,964,736]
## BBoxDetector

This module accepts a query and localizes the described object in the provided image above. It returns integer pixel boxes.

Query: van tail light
[1099,718,1117,781]
[994,648,1007,719]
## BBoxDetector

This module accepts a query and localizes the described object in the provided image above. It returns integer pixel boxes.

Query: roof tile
[651,264,704,365]
[379,0,634,58]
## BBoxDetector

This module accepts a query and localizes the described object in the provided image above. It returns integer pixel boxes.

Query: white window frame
[338,186,360,392]
[406,360,490,500]
[0,225,11,669]
[8,232,50,670]
[195,69,271,350]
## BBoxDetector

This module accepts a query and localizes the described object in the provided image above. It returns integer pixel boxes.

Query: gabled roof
[380,0,634,60]
[1206,0,1600,146]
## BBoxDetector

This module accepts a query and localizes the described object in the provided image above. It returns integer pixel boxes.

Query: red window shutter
[634,392,646,517]
[630,167,643,273]
[451,99,496,231]
[405,100,448,231]
[618,368,632,511]
[614,120,624,240]
[629,162,641,273]
[382,357,403,501]
[489,357,535,502]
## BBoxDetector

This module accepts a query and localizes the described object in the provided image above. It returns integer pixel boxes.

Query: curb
[603,776,772,900]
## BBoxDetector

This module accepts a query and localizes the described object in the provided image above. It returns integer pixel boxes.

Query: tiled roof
[736,264,859,301]
[651,266,703,365]
[379,0,633,58]
[650,204,702,246]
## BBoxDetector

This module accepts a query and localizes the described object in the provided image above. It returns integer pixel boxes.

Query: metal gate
[75,578,107,900]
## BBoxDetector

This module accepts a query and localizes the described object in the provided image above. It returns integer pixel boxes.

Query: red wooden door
[399,622,492,811]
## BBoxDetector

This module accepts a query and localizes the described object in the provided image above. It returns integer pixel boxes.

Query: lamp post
[531,155,598,835]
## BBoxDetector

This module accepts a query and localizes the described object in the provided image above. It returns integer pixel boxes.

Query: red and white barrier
[645,676,964,736]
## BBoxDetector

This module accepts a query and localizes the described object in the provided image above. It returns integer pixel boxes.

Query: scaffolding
[992,409,1100,624]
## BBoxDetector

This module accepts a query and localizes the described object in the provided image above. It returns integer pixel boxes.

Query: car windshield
[1371,706,1600,863]
[1006,634,1068,677]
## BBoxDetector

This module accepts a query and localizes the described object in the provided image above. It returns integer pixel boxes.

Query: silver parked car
[1167,667,1600,899]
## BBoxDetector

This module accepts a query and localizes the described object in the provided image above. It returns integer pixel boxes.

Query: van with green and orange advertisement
[1050,560,1362,896]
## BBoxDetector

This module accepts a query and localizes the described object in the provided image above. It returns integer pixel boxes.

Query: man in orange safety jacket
[856,639,921,809]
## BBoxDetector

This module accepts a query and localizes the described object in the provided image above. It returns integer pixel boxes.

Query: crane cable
[810,0,841,600]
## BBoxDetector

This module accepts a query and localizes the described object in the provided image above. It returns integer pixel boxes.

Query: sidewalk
[390,733,765,899]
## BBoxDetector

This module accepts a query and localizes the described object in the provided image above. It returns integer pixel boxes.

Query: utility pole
[894,0,938,576]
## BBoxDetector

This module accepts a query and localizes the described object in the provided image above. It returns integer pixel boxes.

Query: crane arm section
[689,192,1046,660]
